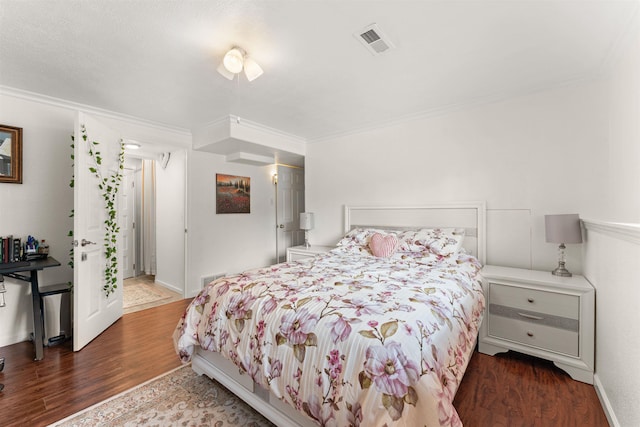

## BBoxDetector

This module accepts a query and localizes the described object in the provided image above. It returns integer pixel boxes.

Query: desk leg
[30,271,44,361]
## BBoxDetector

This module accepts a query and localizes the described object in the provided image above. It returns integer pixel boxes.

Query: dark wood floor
[454,351,609,426]
[0,299,608,426]
[0,299,191,426]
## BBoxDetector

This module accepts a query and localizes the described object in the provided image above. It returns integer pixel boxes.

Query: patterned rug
[49,364,274,426]
[123,282,171,309]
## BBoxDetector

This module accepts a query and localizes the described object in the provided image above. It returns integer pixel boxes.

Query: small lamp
[299,212,314,249]
[545,214,582,277]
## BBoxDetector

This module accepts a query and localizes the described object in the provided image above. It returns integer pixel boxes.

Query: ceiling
[0,0,637,145]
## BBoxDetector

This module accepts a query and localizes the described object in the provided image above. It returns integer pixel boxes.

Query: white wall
[306,80,609,273]
[583,7,640,426]
[155,149,186,293]
[0,95,74,346]
[606,12,640,224]
[186,151,277,297]
[583,223,639,427]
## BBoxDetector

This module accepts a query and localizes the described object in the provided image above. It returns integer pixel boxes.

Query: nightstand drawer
[488,314,579,357]
[286,245,333,262]
[288,252,314,262]
[489,282,579,319]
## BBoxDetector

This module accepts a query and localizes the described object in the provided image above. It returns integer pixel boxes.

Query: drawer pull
[527,298,534,303]
[518,312,544,321]
[526,331,534,337]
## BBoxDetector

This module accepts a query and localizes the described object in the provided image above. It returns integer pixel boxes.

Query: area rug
[123,282,171,309]
[49,364,274,426]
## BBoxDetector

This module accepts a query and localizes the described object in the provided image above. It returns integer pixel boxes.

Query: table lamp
[545,214,582,277]
[300,212,314,248]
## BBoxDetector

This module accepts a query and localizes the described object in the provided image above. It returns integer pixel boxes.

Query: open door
[73,112,124,351]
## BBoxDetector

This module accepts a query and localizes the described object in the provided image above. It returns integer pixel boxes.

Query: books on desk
[0,236,48,267]
[0,235,22,265]
[0,235,22,263]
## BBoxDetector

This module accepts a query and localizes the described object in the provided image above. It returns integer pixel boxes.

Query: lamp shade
[243,57,264,82]
[545,214,582,244]
[300,212,314,230]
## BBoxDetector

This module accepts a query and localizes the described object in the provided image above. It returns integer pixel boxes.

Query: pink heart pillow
[369,233,399,258]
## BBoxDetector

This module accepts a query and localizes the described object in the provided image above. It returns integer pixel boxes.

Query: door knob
[278,224,285,229]
[81,239,96,247]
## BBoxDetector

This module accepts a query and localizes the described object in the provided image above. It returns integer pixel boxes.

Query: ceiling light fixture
[124,142,141,150]
[217,47,264,82]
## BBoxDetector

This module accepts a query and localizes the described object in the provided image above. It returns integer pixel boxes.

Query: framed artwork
[0,124,22,184]
[216,173,250,214]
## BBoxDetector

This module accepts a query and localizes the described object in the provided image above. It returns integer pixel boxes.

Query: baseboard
[0,332,31,347]
[153,279,182,295]
[594,373,620,427]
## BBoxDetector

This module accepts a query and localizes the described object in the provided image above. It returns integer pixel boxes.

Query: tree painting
[216,173,251,213]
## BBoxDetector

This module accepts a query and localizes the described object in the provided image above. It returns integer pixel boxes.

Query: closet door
[275,165,305,263]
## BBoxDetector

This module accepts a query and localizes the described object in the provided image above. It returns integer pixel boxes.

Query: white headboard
[344,202,486,264]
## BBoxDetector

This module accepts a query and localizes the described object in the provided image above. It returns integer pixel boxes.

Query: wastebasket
[40,283,72,346]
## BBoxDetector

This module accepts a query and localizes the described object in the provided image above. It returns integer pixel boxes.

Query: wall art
[216,173,250,214]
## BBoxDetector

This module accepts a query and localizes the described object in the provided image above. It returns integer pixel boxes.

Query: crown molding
[198,114,307,145]
[0,85,191,138]
[307,73,602,143]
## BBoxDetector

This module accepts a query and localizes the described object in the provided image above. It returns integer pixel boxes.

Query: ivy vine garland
[77,124,125,297]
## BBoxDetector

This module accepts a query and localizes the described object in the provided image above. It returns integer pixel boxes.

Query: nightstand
[479,265,595,384]
[286,245,333,262]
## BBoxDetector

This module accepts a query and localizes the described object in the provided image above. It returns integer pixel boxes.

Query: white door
[73,112,124,351]
[121,169,135,279]
[276,166,305,263]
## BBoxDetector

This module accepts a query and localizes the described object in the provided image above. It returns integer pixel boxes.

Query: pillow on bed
[336,227,465,257]
[398,228,466,256]
[369,233,399,257]
[336,228,392,248]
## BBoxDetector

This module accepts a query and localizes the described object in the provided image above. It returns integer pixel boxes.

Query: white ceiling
[0,0,637,143]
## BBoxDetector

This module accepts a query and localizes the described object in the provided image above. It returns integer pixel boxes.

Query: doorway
[121,150,186,312]
[275,165,305,263]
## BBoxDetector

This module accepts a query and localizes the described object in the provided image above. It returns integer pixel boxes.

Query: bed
[173,203,487,427]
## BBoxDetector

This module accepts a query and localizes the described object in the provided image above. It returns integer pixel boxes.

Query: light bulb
[223,48,244,74]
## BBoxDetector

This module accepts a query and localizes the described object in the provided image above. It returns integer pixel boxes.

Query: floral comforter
[174,248,484,427]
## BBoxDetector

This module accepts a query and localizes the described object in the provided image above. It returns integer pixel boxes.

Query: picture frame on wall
[216,173,250,214]
[0,124,23,184]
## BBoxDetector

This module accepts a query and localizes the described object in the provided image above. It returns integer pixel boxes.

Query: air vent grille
[355,24,395,55]
[360,29,381,44]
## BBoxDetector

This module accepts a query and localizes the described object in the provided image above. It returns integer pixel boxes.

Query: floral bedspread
[173,248,485,427]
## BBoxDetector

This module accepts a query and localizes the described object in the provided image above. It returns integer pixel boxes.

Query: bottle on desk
[38,240,49,255]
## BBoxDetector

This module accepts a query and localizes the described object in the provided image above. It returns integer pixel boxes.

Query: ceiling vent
[354,23,395,55]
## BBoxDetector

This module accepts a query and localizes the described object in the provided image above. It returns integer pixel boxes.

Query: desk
[0,257,61,360]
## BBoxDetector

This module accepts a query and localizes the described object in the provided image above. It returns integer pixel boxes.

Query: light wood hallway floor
[123,274,183,314]
[0,299,609,426]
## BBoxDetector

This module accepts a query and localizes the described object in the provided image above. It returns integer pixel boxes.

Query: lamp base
[552,263,572,277]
